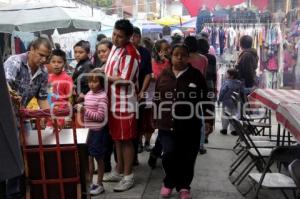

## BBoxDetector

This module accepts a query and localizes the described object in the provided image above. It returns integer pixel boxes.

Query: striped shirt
[84,90,108,130]
[104,43,140,113]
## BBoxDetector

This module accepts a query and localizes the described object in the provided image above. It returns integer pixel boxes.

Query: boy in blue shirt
[218,68,243,135]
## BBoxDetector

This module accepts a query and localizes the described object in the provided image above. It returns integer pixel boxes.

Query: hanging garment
[267,56,278,71]
[211,27,217,49]
[228,27,236,49]
[212,9,229,23]
[219,28,226,55]
[196,10,212,33]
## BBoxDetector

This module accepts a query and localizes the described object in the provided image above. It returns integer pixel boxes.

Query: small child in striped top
[84,68,108,195]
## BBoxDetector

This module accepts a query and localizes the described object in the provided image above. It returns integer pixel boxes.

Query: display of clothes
[260,25,282,74]
[11,31,35,55]
[196,8,266,34]
[219,27,225,55]
[196,9,212,33]
[14,37,26,54]
[202,23,283,88]
[52,30,97,61]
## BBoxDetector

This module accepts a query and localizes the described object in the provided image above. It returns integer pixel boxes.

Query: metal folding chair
[248,146,300,199]
[232,91,272,137]
[228,116,273,187]
[288,159,300,190]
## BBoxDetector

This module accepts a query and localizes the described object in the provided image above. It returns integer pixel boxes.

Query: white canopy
[0,1,101,34]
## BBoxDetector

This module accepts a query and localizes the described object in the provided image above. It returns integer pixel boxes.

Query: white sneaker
[113,177,134,192]
[90,184,104,195]
[102,171,123,182]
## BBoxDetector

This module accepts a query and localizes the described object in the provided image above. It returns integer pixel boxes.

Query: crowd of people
[4,18,261,199]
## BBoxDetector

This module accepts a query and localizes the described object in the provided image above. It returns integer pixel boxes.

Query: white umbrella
[0,2,101,34]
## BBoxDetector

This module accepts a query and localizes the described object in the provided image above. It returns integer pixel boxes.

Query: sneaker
[113,177,134,192]
[148,153,157,169]
[199,147,207,155]
[220,129,227,135]
[160,186,172,198]
[89,184,105,195]
[231,131,238,136]
[103,171,123,182]
[179,189,192,199]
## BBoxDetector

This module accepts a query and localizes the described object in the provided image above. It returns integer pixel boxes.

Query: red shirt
[152,60,171,79]
[48,71,73,106]
[104,43,140,113]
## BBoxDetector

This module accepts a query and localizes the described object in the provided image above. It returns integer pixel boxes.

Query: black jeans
[6,175,24,199]
[103,126,115,171]
[158,129,199,191]
[151,136,162,158]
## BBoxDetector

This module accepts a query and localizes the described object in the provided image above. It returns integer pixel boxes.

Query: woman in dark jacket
[154,44,212,199]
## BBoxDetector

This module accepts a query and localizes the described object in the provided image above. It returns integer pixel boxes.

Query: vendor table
[24,128,89,199]
[249,89,300,110]
[276,103,300,141]
[249,89,300,144]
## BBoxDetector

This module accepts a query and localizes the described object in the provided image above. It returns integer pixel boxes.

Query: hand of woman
[159,51,168,61]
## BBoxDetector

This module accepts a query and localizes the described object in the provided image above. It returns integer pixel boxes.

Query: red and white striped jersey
[104,42,140,113]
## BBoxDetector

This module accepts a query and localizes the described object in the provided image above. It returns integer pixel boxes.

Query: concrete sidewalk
[93,108,293,199]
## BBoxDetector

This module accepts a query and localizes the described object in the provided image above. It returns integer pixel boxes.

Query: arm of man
[37,99,50,109]
[4,56,23,106]
[138,74,151,100]
[37,73,49,109]
[139,49,152,99]
[4,56,20,88]
[107,54,139,86]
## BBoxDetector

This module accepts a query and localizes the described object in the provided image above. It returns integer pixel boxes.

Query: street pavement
[93,107,294,199]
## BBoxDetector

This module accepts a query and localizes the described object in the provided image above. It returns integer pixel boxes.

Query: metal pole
[134,0,139,20]
[247,0,251,8]
[286,0,291,14]
[91,0,94,17]
[160,0,162,18]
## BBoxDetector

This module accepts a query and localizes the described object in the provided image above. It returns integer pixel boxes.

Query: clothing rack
[203,22,281,28]
[207,23,284,89]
